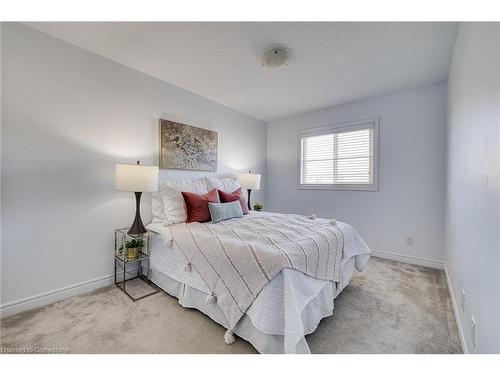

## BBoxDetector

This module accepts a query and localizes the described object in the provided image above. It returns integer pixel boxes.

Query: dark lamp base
[247,189,252,211]
[128,192,147,235]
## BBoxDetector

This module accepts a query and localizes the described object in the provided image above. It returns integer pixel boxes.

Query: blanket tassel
[205,293,217,304]
[306,214,317,220]
[224,329,235,345]
[183,263,192,272]
[329,218,337,226]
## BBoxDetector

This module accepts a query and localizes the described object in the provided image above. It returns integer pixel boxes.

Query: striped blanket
[169,213,344,330]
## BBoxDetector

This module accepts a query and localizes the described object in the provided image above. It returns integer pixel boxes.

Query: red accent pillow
[181,188,220,223]
[218,188,249,214]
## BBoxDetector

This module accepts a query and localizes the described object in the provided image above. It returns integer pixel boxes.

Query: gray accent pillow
[208,201,244,223]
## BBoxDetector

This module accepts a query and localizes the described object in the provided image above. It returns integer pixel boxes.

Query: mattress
[146,212,371,353]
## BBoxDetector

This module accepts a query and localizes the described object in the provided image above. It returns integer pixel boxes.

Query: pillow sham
[151,190,167,223]
[161,178,208,225]
[204,176,240,193]
[182,188,220,223]
[208,201,244,223]
[218,187,249,214]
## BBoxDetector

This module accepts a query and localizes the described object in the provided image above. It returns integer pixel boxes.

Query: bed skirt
[149,253,369,354]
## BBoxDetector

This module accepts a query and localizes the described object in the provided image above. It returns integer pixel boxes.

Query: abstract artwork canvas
[159,119,218,171]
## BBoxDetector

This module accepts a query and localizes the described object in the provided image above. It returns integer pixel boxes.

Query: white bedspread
[147,212,371,353]
[169,212,344,330]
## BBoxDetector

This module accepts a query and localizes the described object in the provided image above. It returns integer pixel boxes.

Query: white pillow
[161,178,208,225]
[204,176,240,193]
[151,191,167,223]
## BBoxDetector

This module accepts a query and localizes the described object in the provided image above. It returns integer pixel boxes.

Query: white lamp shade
[115,163,159,192]
[238,172,261,190]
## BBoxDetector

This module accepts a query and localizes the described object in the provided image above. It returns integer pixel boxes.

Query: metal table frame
[114,228,160,302]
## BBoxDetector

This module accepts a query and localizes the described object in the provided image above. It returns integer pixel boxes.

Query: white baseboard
[0,268,138,318]
[444,264,468,354]
[371,249,444,269]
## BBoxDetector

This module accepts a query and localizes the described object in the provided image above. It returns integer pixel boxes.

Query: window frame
[297,117,379,191]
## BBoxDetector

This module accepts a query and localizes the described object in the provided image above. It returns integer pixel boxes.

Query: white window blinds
[299,118,378,190]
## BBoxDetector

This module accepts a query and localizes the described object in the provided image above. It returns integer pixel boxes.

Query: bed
[146,177,371,354]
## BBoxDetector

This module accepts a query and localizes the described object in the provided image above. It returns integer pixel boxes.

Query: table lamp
[116,161,159,235]
[237,171,261,211]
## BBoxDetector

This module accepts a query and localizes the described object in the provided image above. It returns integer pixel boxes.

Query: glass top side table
[114,228,160,301]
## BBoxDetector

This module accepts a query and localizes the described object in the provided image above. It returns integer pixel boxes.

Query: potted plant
[253,202,263,212]
[125,238,145,260]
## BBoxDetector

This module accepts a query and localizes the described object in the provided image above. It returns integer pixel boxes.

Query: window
[298,117,379,191]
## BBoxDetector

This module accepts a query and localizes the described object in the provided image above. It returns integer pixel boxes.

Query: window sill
[297,184,378,191]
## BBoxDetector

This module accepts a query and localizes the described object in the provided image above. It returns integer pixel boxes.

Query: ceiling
[26,22,458,122]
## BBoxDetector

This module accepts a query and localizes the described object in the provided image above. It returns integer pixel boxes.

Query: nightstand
[114,228,160,301]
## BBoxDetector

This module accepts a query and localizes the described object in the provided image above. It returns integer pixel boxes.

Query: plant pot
[127,247,140,260]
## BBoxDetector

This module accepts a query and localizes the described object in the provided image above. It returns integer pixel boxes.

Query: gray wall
[1,23,267,306]
[267,84,447,263]
[445,23,500,353]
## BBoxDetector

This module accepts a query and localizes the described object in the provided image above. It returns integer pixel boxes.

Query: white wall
[267,84,447,264]
[1,23,267,310]
[445,23,500,353]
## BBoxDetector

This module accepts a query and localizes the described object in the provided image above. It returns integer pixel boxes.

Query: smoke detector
[261,48,289,71]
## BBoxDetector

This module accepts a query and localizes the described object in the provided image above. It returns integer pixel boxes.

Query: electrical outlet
[461,289,466,312]
[405,236,414,246]
[471,316,477,349]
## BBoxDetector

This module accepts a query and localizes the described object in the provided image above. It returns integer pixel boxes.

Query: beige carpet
[0,257,461,354]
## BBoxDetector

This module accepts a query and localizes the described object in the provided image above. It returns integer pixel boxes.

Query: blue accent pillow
[208,201,244,223]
